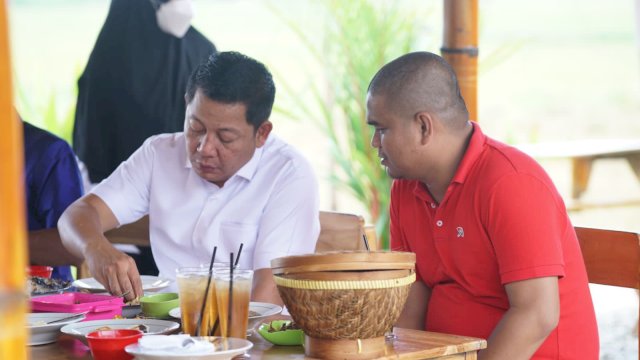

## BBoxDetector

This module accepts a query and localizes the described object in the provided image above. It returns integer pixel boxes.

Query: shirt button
[436,220,443,227]
[430,203,436,208]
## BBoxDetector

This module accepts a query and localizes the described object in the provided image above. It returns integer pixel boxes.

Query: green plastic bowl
[140,293,179,319]
[257,320,304,346]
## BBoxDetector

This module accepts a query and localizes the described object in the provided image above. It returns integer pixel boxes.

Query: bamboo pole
[442,0,479,122]
[0,0,28,358]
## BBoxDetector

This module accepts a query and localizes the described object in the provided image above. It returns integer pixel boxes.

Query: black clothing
[73,0,215,183]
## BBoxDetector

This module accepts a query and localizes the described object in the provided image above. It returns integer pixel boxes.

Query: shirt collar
[451,121,486,184]
[184,137,267,183]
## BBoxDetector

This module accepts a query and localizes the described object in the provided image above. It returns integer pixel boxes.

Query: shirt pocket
[219,221,258,265]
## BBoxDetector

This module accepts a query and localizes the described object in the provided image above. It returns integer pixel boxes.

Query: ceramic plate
[125,336,253,360]
[27,312,86,345]
[168,307,180,319]
[60,318,179,344]
[72,275,171,293]
[167,302,282,328]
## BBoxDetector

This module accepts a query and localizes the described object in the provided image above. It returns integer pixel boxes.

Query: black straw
[362,234,370,251]
[227,252,234,338]
[195,246,217,336]
[234,243,244,268]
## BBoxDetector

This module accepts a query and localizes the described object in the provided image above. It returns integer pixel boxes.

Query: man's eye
[219,136,236,144]
[188,120,205,133]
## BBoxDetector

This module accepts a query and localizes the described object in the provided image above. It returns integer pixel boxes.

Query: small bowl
[140,293,179,319]
[28,265,53,278]
[257,320,304,346]
[86,329,143,360]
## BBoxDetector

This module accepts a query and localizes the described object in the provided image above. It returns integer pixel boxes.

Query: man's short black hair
[185,51,276,128]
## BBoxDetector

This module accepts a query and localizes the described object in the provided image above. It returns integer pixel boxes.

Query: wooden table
[517,139,640,210]
[30,328,486,360]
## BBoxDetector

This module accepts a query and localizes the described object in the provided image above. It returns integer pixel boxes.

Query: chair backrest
[574,226,640,359]
[575,227,640,289]
[104,215,150,247]
[316,211,377,252]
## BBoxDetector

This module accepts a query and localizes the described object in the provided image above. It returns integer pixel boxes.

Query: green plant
[14,67,80,144]
[272,0,433,248]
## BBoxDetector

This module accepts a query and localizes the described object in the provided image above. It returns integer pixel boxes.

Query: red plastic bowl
[28,265,53,278]
[86,329,143,360]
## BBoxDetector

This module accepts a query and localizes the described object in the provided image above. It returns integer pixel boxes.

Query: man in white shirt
[59,51,320,304]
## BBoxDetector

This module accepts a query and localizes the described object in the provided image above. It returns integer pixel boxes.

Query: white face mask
[156,0,194,38]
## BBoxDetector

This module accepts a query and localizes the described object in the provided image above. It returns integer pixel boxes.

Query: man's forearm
[479,306,557,360]
[57,196,117,259]
[28,228,83,266]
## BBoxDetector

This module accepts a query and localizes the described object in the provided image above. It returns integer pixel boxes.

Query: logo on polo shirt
[456,226,464,238]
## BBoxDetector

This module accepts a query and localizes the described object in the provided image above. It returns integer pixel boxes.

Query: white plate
[72,275,171,293]
[27,312,86,345]
[125,336,253,360]
[247,302,283,330]
[169,307,180,319]
[60,318,179,344]
[167,301,282,327]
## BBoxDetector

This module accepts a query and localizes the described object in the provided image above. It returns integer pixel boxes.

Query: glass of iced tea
[175,267,219,336]
[214,269,253,339]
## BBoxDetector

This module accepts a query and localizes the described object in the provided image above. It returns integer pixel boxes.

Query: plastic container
[28,265,53,278]
[30,293,125,321]
[87,329,143,360]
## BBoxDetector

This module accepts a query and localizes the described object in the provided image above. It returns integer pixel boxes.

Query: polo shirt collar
[451,121,486,184]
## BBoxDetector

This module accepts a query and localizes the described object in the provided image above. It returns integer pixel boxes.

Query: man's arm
[395,280,431,330]
[58,194,143,300]
[28,228,83,267]
[251,268,282,306]
[479,276,559,360]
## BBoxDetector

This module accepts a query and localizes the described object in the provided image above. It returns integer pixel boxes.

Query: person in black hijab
[74,0,216,183]
[73,0,215,275]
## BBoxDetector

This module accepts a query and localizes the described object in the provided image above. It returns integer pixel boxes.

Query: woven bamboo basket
[271,251,415,359]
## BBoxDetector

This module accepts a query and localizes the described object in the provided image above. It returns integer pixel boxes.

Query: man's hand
[84,240,143,302]
[58,194,143,301]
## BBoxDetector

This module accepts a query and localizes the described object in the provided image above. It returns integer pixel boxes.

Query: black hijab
[73,0,216,182]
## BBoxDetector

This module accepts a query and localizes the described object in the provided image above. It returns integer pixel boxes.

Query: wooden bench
[517,139,640,210]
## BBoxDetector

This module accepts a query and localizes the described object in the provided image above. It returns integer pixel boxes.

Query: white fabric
[92,133,320,289]
[138,335,214,354]
[156,0,194,38]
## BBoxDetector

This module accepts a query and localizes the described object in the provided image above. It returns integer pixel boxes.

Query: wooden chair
[574,226,640,358]
[316,211,377,252]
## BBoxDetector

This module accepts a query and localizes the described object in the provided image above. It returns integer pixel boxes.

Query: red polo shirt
[390,123,598,359]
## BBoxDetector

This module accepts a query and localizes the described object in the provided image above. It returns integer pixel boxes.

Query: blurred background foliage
[272,0,433,248]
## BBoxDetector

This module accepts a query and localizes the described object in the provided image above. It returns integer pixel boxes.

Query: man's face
[366,93,417,179]
[185,89,271,187]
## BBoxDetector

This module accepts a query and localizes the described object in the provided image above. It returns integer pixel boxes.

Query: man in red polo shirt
[366,52,598,359]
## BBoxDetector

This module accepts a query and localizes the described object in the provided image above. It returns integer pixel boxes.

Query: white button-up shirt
[92,133,320,286]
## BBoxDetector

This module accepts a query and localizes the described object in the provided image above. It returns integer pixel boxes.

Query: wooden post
[0,0,28,358]
[442,0,479,122]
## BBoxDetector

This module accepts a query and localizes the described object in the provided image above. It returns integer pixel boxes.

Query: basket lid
[271,251,415,275]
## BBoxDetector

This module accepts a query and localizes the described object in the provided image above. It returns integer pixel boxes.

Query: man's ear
[415,111,434,145]
[255,121,273,147]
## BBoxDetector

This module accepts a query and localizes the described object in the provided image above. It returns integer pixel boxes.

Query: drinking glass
[175,267,218,336]
[214,269,253,339]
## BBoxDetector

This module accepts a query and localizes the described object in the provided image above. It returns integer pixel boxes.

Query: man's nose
[197,133,219,155]
[370,130,380,148]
